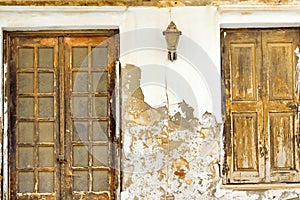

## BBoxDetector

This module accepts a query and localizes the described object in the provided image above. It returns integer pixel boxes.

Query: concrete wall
[1,5,300,200]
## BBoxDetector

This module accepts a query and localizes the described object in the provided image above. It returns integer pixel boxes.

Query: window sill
[221,183,300,191]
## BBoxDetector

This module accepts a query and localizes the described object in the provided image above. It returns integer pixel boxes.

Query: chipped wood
[222,28,300,184]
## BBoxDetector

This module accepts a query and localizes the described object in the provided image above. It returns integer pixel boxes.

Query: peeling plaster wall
[121,64,222,199]
[1,5,300,200]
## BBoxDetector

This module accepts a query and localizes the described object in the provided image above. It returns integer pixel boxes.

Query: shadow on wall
[121,64,222,200]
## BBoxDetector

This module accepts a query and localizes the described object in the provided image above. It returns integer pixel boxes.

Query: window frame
[219,7,300,190]
[221,28,300,188]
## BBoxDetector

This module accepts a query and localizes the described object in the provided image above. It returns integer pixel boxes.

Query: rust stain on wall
[172,157,189,178]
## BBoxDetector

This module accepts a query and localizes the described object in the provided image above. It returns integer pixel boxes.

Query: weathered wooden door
[223,29,300,183]
[63,36,116,200]
[7,32,118,199]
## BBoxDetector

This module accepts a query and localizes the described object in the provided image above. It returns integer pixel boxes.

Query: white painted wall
[121,6,220,119]
[0,6,221,119]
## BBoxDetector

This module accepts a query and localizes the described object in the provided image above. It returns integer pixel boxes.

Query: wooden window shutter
[222,29,300,184]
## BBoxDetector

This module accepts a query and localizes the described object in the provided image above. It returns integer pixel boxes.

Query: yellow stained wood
[222,28,300,184]
[262,30,300,183]
[223,30,263,183]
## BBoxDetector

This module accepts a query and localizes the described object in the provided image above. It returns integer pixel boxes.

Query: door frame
[3,30,121,200]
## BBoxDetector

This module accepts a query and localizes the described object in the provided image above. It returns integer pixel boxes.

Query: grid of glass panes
[71,45,110,193]
[16,44,58,194]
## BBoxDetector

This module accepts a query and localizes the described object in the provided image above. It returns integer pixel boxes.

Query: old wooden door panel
[269,113,295,170]
[230,43,257,101]
[223,28,300,184]
[223,31,263,183]
[9,36,60,199]
[267,113,300,182]
[232,113,258,171]
[64,36,116,199]
[267,44,294,100]
[262,30,300,182]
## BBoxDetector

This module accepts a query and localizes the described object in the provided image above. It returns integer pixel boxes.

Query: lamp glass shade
[163,21,181,50]
[163,21,181,60]
[164,32,180,51]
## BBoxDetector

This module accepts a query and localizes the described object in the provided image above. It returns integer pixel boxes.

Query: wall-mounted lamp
[163,21,182,61]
